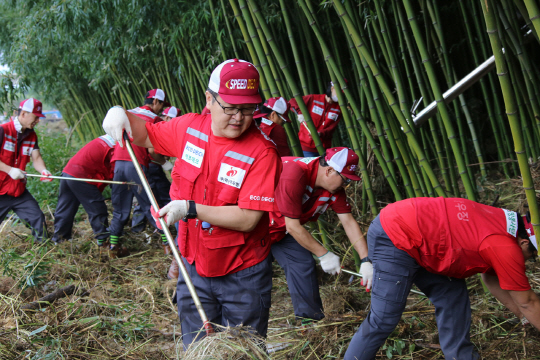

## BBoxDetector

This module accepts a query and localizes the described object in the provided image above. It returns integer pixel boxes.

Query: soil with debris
[1,174,540,359]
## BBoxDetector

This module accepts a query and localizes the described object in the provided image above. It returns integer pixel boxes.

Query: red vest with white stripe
[111,106,159,167]
[172,115,278,277]
[0,121,37,197]
[290,94,341,151]
[268,156,341,244]
[382,197,519,278]
[63,135,115,192]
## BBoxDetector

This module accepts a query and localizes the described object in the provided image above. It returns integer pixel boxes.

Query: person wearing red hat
[344,198,540,360]
[289,82,343,157]
[253,97,291,157]
[268,147,372,323]
[0,98,52,242]
[161,106,179,121]
[102,58,282,346]
[108,89,170,257]
[51,134,117,246]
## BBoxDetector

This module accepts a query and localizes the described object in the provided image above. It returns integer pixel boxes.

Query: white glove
[297,114,305,123]
[8,167,25,180]
[522,316,530,326]
[318,251,341,275]
[360,262,374,291]
[40,169,53,182]
[162,160,173,171]
[158,200,189,227]
[102,106,131,147]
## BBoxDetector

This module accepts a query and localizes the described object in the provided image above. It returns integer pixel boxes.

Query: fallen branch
[21,285,87,310]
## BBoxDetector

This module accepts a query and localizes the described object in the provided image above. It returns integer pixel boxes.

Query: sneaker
[168,258,179,280]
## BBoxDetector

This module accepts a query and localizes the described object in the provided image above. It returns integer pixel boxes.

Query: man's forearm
[31,151,47,173]
[0,159,11,173]
[482,274,523,318]
[195,204,263,232]
[286,220,327,257]
[339,213,369,258]
[510,290,540,330]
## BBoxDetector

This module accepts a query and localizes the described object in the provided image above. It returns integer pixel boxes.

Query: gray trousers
[131,162,171,232]
[271,233,324,321]
[52,173,109,242]
[109,160,158,237]
[176,255,273,347]
[0,189,46,242]
[344,215,479,360]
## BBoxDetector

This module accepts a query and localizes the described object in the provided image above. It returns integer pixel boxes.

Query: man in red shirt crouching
[253,97,291,157]
[345,198,540,360]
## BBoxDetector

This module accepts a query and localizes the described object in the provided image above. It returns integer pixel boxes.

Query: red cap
[146,89,171,107]
[522,215,538,250]
[264,97,290,122]
[325,147,361,181]
[162,106,178,118]
[19,98,45,118]
[208,59,261,104]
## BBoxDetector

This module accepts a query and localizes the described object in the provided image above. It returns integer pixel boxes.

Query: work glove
[8,167,25,180]
[162,160,174,171]
[297,114,305,123]
[40,169,53,182]
[522,316,530,326]
[151,200,188,228]
[360,262,374,292]
[103,106,132,147]
[318,251,341,275]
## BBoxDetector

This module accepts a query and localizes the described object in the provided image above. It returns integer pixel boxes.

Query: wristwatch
[360,256,372,264]
[185,200,198,219]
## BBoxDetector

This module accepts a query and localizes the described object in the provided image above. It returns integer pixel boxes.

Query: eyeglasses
[212,94,257,116]
[337,171,352,185]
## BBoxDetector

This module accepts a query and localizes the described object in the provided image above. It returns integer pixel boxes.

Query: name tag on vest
[3,141,15,152]
[182,141,205,168]
[312,105,324,116]
[22,146,33,156]
[328,112,339,121]
[218,163,246,189]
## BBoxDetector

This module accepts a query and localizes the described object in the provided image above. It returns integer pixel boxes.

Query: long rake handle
[25,173,138,186]
[341,268,426,296]
[121,132,213,334]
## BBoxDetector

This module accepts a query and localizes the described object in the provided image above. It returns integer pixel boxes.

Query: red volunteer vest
[172,115,278,277]
[0,121,37,197]
[258,118,291,157]
[290,94,341,152]
[268,156,342,244]
[111,106,159,167]
[63,135,115,192]
[382,197,519,278]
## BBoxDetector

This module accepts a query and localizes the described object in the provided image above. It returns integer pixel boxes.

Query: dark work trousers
[52,173,109,243]
[0,189,46,242]
[109,160,158,237]
[344,215,479,360]
[271,233,324,321]
[131,162,171,232]
[176,255,273,348]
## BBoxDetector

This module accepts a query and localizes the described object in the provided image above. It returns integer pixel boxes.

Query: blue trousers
[345,216,478,360]
[131,162,171,232]
[109,161,158,237]
[52,173,109,243]
[0,189,46,242]
[271,233,324,320]
[176,255,272,347]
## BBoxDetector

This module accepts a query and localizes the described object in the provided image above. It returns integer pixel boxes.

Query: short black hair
[207,88,218,104]
[325,82,333,98]
[319,155,328,166]
[144,97,163,106]
[517,214,537,257]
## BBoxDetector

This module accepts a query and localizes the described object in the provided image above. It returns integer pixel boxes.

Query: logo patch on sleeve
[328,112,339,121]
[299,157,318,164]
[311,105,324,116]
[182,141,205,168]
[218,163,246,189]
[22,146,33,156]
[261,118,273,126]
[3,141,15,152]
[502,209,518,237]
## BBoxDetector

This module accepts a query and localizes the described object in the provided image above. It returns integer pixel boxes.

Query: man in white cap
[0,98,52,242]
[102,59,281,346]
[268,147,372,324]
[161,106,179,122]
[345,198,540,360]
[108,89,170,256]
[253,97,291,157]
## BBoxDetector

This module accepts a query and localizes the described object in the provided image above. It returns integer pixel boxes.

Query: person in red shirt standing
[253,97,291,157]
[289,82,342,157]
[269,147,372,323]
[102,59,282,346]
[51,134,116,246]
[345,198,540,360]
[108,89,169,257]
[0,98,52,242]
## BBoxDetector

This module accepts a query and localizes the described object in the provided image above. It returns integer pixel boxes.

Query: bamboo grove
[1,0,540,229]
